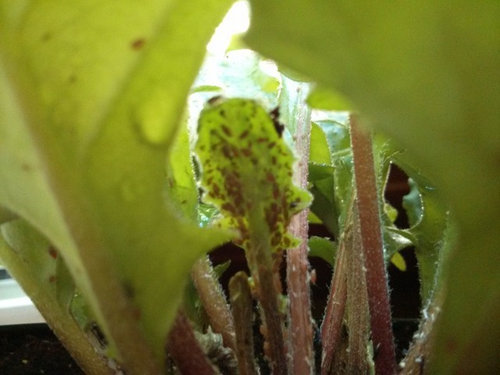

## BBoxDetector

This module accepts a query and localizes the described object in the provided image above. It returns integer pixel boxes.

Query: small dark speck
[208,95,223,106]
[131,38,146,50]
[68,74,77,84]
[41,32,52,42]
[123,281,135,298]
[48,246,58,259]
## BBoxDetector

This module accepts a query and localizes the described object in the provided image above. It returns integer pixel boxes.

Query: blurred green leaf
[0,0,233,368]
[307,86,352,111]
[246,1,500,372]
[310,122,332,165]
[191,85,223,94]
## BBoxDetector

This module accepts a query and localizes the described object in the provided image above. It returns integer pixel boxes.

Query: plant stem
[400,292,443,374]
[285,80,314,374]
[166,309,216,375]
[192,256,236,351]
[350,113,396,375]
[229,271,259,375]
[247,208,287,375]
[345,204,371,374]
[320,212,349,375]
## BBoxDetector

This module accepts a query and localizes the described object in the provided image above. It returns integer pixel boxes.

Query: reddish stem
[166,310,215,375]
[192,256,236,351]
[345,205,371,374]
[286,82,314,374]
[350,114,396,375]
[320,240,348,375]
[229,271,259,375]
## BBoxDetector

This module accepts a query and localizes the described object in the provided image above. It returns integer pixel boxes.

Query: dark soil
[0,324,84,375]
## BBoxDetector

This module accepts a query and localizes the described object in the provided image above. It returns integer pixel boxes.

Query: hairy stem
[350,114,396,374]
[345,205,371,374]
[320,213,350,375]
[284,78,314,374]
[192,256,236,351]
[400,292,443,374]
[247,209,287,375]
[166,309,215,375]
[229,271,259,375]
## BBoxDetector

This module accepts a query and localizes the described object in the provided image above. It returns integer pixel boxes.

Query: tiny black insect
[89,321,108,348]
[208,95,223,106]
[269,106,284,136]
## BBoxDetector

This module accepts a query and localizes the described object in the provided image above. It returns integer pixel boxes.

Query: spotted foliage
[195,98,311,252]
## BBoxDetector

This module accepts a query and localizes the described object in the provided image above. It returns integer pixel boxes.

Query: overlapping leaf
[246,1,500,372]
[0,0,233,370]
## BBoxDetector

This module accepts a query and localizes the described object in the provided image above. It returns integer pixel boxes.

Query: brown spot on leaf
[266,172,275,183]
[131,38,146,50]
[239,129,250,139]
[221,125,232,137]
[222,203,235,213]
[48,246,58,259]
[242,148,252,157]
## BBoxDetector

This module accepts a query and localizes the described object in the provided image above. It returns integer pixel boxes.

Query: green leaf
[312,119,353,235]
[246,2,500,372]
[403,179,450,303]
[390,252,406,272]
[165,115,199,220]
[309,178,337,236]
[310,122,332,165]
[0,0,233,370]
[308,236,337,267]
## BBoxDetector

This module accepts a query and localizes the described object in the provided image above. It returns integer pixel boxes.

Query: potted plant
[0,1,498,374]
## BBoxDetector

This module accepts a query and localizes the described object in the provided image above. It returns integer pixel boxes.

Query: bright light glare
[206,1,250,56]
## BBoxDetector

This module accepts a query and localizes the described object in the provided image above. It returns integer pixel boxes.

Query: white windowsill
[0,278,45,326]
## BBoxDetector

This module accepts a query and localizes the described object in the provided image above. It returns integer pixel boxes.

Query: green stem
[350,114,396,375]
[229,271,259,375]
[192,256,236,351]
